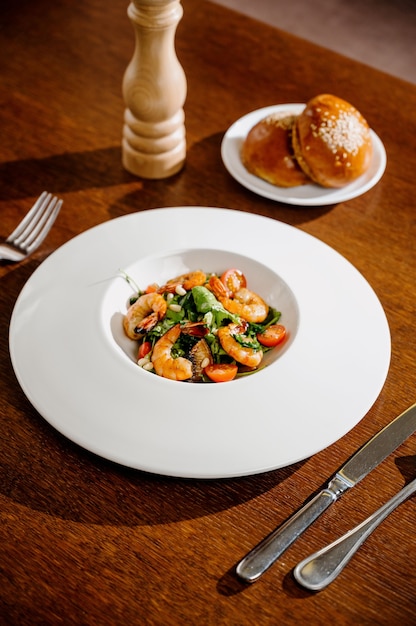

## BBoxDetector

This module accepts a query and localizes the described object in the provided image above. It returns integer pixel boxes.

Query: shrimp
[158,270,207,294]
[217,323,263,368]
[123,292,167,340]
[151,324,193,381]
[208,274,231,298]
[221,288,269,323]
[208,276,268,323]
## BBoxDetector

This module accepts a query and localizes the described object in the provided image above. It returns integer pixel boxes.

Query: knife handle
[236,476,350,583]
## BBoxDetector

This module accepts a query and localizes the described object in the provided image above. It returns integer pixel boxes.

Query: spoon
[293,476,416,591]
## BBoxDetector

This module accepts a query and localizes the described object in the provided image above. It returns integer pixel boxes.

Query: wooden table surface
[1,0,415,623]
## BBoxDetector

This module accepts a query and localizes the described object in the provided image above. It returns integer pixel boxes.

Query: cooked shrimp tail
[208,274,231,298]
[137,311,159,333]
[123,292,167,339]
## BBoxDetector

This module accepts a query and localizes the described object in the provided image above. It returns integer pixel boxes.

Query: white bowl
[103,248,300,374]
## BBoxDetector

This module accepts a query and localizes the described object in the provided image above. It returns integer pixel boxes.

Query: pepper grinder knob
[122,0,187,179]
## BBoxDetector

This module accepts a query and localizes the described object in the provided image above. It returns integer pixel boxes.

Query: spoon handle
[293,477,416,591]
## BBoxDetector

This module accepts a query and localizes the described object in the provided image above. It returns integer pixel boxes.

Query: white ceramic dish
[9,207,391,479]
[221,104,387,206]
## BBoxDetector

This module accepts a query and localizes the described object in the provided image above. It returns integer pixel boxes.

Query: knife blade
[236,402,416,583]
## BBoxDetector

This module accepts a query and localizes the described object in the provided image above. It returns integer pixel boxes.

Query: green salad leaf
[191,286,239,327]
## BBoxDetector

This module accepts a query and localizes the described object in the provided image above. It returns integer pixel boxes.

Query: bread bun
[292,94,373,188]
[241,113,310,187]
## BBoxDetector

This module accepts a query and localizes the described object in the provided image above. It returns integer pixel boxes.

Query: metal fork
[0,191,63,262]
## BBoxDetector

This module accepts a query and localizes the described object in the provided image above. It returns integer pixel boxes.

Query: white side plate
[221,104,387,206]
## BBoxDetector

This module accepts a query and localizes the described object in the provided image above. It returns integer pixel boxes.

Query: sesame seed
[264,113,294,130]
[169,303,182,312]
[317,110,367,155]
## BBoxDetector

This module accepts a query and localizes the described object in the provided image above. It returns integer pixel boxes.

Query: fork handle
[293,477,416,591]
[0,248,26,262]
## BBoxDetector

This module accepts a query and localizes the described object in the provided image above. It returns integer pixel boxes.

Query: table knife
[236,402,416,583]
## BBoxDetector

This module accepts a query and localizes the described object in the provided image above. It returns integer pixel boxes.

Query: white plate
[9,208,390,479]
[221,104,387,206]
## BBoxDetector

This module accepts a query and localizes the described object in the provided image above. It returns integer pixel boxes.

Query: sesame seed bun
[241,113,310,188]
[292,94,373,188]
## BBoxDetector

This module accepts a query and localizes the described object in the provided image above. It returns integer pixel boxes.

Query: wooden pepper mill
[122,0,187,179]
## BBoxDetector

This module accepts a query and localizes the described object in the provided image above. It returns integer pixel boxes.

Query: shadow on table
[106,132,336,224]
[0,147,134,200]
[0,385,306,527]
[0,134,335,227]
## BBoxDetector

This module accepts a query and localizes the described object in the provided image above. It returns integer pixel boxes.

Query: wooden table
[1,0,415,623]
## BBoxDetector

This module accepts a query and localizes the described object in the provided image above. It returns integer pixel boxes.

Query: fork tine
[25,199,63,254]
[21,196,59,248]
[6,191,50,243]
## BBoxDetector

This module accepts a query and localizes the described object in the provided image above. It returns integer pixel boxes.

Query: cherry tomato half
[257,324,286,347]
[138,341,152,359]
[220,269,247,295]
[204,363,238,383]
